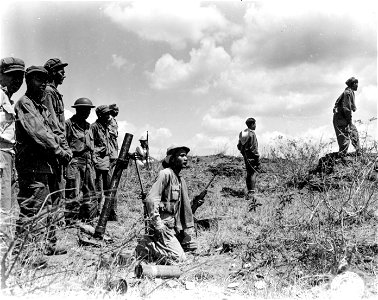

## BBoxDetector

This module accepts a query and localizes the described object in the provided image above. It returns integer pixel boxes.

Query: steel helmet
[139,135,147,141]
[72,98,95,108]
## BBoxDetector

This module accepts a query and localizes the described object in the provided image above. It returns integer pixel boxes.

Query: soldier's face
[173,150,188,169]
[28,74,47,98]
[351,81,358,91]
[55,68,66,85]
[76,107,91,120]
[2,71,24,95]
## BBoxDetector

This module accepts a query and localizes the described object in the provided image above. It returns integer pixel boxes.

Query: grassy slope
[3,152,378,299]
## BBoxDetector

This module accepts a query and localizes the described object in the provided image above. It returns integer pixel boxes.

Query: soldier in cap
[108,104,119,176]
[237,117,261,205]
[65,98,97,224]
[90,105,117,220]
[14,66,72,263]
[0,57,25,257]
[333,77,361,156]
[135,145,205,264]
[42,58,70,213]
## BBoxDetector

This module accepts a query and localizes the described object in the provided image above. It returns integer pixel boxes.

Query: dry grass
[1,135,378,299]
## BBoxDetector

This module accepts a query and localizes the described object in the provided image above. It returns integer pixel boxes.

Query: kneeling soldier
[136,145,203,264]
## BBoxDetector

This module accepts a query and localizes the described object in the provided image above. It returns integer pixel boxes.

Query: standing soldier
[108,103,119,176]
[42,58,69,212]
[65,98,97,224]
[90,105,117,221]
[0,57,25,257]
[237,118,260,203]
[333,77,361,156]
[136,145,204,264]
[135,134,150,167]
[14,66,71,261]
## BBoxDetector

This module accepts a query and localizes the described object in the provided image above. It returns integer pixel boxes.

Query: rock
[254,280,267,290]
[227,282,240,289]
[330,271,365,300]
[185,281,195,290]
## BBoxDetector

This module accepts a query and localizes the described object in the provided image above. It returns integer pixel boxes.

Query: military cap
[245,117,256,126]
[44,58,68,72]
[345,77,358,87]
[166,145,190,156]
[0,57,25,73]
[25,66,48,77]
[95,105,111,117]
[139,134,147,141]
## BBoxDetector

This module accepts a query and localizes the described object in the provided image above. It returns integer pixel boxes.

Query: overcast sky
[1,0,377,158]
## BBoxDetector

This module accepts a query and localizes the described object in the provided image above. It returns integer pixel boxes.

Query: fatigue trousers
[15,173,58,256]
[65,159,98,223]
[135,226,197,264]
[333,121,360,156]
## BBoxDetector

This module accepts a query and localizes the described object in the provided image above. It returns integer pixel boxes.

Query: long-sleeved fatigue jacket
[42,83,65,133]
[14,94,71,174]
[145,168,194,232]
[90,120,111,171]
[65,115,94,162]
[333,87,356,127]
[237,128,259,160]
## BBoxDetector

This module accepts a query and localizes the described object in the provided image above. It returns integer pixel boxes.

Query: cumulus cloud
[147,39,232,90]
[110,54,135,72]
[232,1,376,69]
[104,1,241,49]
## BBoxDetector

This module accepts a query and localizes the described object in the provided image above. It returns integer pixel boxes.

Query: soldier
[237,118,260,203]
[108,103,119,176]
[90,105,117,220]
[14,66,71,261]
[42,58,70,212]
[333,77,361,156]
[135,145,205,264]
[135,134,150,167]
[0,57,25,258]
[65,98,97,224]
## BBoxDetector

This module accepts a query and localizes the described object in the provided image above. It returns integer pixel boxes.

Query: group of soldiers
[0,57,136,267]
[0,55,361,267]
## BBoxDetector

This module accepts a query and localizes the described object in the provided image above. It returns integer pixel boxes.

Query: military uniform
[136,167,196,263]
[333,87,360,155]
[238,128,260,173]
[90,118,113,214]
[41,58,69,210]
[65,115,97,222]
[14,67,72,253]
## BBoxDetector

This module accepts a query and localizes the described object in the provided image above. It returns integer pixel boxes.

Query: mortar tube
[94,133,133,239]
[135,263,182,279]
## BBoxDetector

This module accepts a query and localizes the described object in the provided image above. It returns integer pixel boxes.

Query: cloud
[104,1,241,49]
[231,1,377,69]
[147,38,231,90]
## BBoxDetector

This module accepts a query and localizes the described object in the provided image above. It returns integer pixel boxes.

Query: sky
[1,0,377,158]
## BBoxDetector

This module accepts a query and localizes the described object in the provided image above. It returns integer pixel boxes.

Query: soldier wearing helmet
[134,133,150,167]
[65,98,97,223]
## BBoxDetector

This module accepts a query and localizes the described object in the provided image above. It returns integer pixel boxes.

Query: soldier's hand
[154,225,166,245]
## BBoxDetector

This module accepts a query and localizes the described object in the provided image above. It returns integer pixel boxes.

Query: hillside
[2,149,378,300]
